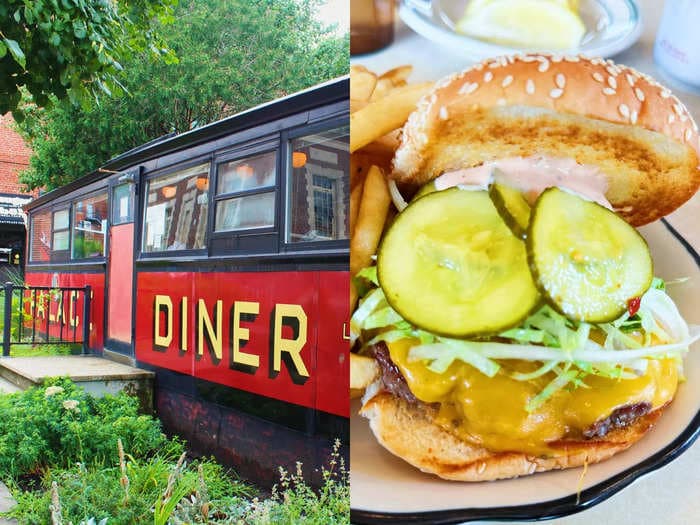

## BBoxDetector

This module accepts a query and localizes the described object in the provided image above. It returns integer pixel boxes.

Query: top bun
[392,54,700,226]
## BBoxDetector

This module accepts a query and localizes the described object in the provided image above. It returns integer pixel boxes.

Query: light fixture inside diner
[292,151,307,168]
[162,186,177,199]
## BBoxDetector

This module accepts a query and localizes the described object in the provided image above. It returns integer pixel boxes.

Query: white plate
[350,218,700,523]
[399,0,643,60]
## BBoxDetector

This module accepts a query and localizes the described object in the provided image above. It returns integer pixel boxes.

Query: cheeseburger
[351,55,700,481]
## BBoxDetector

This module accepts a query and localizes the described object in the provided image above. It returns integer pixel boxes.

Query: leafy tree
[0,0,177,118]
[18,0,349,191]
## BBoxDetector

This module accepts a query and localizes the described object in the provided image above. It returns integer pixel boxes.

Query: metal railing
[1,282,92,356]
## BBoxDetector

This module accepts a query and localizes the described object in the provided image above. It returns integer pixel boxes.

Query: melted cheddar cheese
[388,338,678,455]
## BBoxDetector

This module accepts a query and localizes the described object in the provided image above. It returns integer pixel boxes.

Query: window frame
[139,155,213,259]
[210,146,280,236]
[111,177,136,226]
[281,116,350,252]
[50,207,71,262]
[209,137,280,239]
[29,209,54,263]
[70,188,109,262]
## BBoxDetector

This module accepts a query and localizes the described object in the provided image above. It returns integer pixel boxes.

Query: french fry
[350,165,391,277]
[350,81,433,153]
[350,152,371,191]
[350,179,364,235]
[369,77,395,101]
[379,65,413,85]
[350,69,378,102]
[350,353,380,398]
[350,99,368,114]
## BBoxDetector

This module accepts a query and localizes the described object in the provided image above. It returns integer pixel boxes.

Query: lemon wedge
[456,0,586,50]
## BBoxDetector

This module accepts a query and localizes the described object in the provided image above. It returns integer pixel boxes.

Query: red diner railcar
[23,78,349,485]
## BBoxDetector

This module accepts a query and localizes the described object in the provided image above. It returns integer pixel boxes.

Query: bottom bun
[360,391,664,481]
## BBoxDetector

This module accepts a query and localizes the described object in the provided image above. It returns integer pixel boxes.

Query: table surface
[351,1,700,524]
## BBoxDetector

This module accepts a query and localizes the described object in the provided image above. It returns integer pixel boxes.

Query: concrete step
[0,376,21,394]
[0,481,17,523]
[0,355,154,411]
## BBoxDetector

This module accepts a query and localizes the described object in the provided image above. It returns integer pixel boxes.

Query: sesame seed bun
[392,54,700,226]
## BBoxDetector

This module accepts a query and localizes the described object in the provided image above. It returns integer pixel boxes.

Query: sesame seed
[526,79,535,94]
[439,106,448,120]
[607,76,617,89]
[551,54,563,62]
[626,74,636,86]
[478,462,486,474]
[549,88,564,99]
[497,98,507,106]
[489,61,501,69]
[603,87,616,96]
[564,55,580,62]
[680,114,688,123]
[537,60,550,72]
[693,121,699,132]
[502,75,513,87]
[634,87,645,102]
[506,55,515,64]
[521,56,536,62]
[668,114,676,124]
[618,103,630,119]
[661,89,671,98]
[631,110,638,124]
[592,72,604,83]
[673,103,683,116]
[459,82,479,95]
[484,71,493,83]
[555,73,566,89]
[606,65,619,77]
[685,128,692,142]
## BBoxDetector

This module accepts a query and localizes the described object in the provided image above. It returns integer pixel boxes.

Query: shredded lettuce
[352,269,698,411]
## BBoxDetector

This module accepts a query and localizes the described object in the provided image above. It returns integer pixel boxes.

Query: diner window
[30,210,52,262]
[287,124,349,243]
[112,183,134,225]
[72,193,108,259]
[214,151,276,232]
[143,162,210,252]
[52,209,70,252]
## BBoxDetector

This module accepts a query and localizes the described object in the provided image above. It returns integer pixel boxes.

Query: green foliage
[1,379,348,523]
[0,378,167,479]
[8,446,255,524]
[234,440,350,525]
[0,0,177,117]
[18,0,349,191]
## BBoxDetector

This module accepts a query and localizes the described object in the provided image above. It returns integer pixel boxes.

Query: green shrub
[233,439,350,525]
[0,378,167,479]
[8,449,255,524]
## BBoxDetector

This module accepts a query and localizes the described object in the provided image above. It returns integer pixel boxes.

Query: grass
[9,343,80,357]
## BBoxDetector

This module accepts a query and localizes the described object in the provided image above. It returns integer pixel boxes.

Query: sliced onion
[388,179,408,211]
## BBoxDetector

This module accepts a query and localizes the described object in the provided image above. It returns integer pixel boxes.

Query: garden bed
[0,379,348,524]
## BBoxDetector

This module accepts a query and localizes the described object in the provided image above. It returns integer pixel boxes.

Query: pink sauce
[434,156,612,209]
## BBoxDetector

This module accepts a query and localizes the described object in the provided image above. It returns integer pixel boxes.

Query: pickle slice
[378,188,540,337]
[527,187,653,323]
[489,182,531,239]
[412,180,437,201]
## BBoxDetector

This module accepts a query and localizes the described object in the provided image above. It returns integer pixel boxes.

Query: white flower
[44,386,64,397]
[62,399,79,411]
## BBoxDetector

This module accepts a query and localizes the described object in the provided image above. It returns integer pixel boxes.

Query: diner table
[351,1,699,523]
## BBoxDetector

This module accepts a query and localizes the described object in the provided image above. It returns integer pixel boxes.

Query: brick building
[0,114,34,279]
